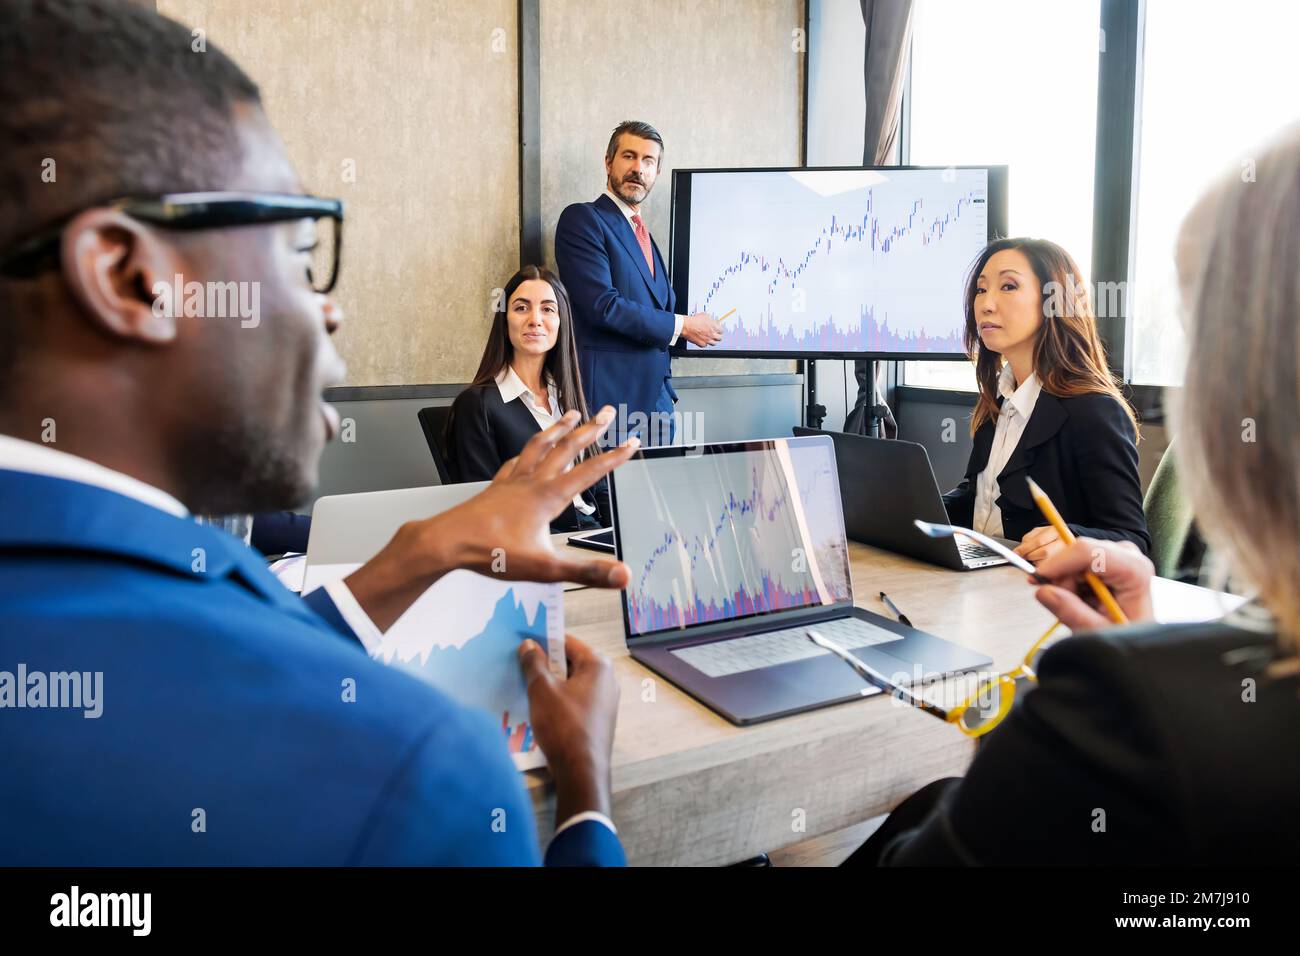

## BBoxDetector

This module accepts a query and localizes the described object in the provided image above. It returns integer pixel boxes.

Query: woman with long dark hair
[941,237,1150,561]
[446,265,608,531]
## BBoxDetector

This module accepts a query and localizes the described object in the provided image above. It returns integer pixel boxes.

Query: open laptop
[792,426,1014,571]
[567,526,616,554]
[608,435,990,725]
[305,481,487,577]
[304,480,598,593]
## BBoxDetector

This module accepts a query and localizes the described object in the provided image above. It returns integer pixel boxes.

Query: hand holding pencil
[1025,478,1155,630]
[681,310,724,347]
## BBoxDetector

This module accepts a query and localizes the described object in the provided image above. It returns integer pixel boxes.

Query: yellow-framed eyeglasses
[808,623,1063,738]
[945,620,1062,737]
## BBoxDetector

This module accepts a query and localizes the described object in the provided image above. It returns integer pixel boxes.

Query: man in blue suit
[0,0,635,866]
[555,121,724,445]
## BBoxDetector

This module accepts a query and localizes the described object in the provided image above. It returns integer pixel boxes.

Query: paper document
[305,563,565,770]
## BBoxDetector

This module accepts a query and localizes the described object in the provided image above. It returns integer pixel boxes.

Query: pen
[878,591,912,627]
[806,629,948,720]
[717,308,736,322]
[1025,477,1128,624]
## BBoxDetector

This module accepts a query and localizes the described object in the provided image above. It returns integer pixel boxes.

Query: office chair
[1143,441,1207,582]
[416,405,456,484]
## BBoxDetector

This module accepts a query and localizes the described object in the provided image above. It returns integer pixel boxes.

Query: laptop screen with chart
[669,165,1008,359]
[610,436,853,640]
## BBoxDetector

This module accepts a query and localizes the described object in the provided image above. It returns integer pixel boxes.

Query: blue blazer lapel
[0,469,309,617]
[649,233,672,307]
[594,194,668,309]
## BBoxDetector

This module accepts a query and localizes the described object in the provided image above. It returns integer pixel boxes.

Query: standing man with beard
[555,121,723,446]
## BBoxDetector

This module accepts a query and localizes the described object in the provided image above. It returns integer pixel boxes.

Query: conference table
[525,536,1238,866]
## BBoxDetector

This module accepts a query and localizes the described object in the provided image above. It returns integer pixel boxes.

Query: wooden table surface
[523,536,1241,865]
[522,537,1069,866]
[293,515,1238,865]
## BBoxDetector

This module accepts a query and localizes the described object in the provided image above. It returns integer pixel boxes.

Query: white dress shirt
[603,186,685,345]
[0,432,619,841]
[495,366,596,517]
[971,365,1043,538]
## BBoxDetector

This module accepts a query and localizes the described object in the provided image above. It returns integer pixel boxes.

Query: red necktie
[630,214,655,277]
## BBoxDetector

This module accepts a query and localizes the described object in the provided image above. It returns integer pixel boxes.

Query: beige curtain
[847,0,914,435]
[860,0,914,165]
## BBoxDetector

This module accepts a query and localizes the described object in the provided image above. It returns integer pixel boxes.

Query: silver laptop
[609,435,990,725]
[305,481,488,573]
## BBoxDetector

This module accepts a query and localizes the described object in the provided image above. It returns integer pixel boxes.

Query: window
[903,0,1101,390]
[1128,0,1300,385]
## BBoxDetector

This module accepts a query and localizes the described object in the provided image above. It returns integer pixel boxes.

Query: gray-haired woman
[846,121,1300,866]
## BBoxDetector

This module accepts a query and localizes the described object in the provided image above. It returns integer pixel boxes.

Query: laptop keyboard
[958,541,1002,561]
[669,617,899,679]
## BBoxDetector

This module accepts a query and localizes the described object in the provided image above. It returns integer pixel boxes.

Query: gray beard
[608,174,650,207]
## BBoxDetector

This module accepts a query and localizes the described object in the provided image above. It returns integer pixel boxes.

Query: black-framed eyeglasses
[0,192,345,294]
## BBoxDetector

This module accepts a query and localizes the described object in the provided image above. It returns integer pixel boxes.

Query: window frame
[897,0,1170,421]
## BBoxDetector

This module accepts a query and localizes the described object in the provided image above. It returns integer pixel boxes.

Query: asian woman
[941,237,1150,562]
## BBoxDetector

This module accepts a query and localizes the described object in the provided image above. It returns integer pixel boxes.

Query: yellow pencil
[1025,477,1128,624]
[718,308,736,322]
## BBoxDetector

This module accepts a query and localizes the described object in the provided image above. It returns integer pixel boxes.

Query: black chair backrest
[417,405,456,484]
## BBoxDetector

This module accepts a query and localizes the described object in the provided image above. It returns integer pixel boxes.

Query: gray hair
[1172,119,1300,658]
[605,121,664,165]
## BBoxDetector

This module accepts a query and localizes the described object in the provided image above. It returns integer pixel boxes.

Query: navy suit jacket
[0,468,624,866]
[251,509,312,555]
[554,193,678,422]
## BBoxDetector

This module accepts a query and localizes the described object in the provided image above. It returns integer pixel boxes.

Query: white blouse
[495,366,596,516]
[971,364,1043,538]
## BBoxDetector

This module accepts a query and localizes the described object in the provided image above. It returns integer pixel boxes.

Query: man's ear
[60,208,184,344]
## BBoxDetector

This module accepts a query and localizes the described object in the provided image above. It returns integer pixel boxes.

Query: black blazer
[942,391,1151,553]
[849,618,1300,865]
[447,384,609,533]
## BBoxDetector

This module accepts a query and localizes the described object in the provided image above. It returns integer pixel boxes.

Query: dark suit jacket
[942,391,1151,552]
[251,510,312,556]
[849,618,1300,865]
[447,383,609,532]
[0,468,624,866]
[554,193,678,423]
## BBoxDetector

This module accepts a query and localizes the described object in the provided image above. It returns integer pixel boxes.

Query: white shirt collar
[495,365,556,410]
[0,433,190,517]
[997,364,1042,420]
[603,186,642,224]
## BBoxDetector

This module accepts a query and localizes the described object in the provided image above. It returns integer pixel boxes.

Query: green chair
[1143,442,1207,581]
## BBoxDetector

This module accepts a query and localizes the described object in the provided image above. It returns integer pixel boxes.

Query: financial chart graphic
[616,440,852,637]
[373,571,563,766]
[684,168,989,355]
[300,563,565,771]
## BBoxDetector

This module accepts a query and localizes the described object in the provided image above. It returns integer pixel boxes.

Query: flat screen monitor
[669,165,1009,360]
